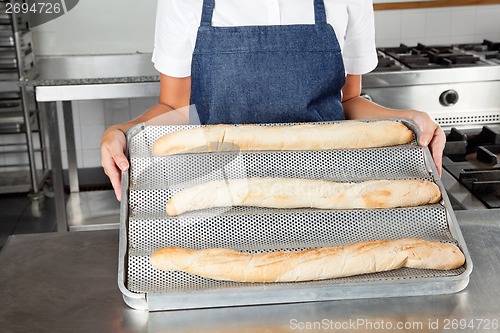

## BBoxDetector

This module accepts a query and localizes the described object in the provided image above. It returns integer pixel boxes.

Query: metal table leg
[40,101,68,232]
[62,101,79,193]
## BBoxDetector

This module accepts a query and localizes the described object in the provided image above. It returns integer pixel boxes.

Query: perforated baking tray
[118,119,472,311]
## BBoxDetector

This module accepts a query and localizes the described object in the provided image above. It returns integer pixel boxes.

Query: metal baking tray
[118,119,472,311]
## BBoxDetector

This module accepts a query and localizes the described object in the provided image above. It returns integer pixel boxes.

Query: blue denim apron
[190,0,346,124]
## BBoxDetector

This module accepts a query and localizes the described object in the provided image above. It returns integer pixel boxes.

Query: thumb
[113,153,129,171]
[417,121,433,147]
[419,131,432,147]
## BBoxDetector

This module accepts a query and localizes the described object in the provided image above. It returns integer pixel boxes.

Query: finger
[102,162,123,201]
[106,166,122,201]
[432,149,443,176]
[112,176,123,202]
[108,141,129,171]
[429,130,446,176]
[101,149,123,201]
[419,128,433,147]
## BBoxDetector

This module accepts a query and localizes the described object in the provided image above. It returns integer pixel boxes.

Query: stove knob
[439,89,459,106]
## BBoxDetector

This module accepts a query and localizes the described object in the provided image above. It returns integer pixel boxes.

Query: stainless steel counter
[0,210,499,333]
[25,53,159,87]
[24,54,160,232]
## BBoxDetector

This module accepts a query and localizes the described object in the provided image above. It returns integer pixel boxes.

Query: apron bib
[190,0,346,124]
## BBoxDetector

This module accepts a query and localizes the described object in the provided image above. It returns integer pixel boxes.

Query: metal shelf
[0,2,49,217]
[0,168,48,194]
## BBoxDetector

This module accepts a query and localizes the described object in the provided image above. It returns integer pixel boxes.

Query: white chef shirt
[152,0,378,78]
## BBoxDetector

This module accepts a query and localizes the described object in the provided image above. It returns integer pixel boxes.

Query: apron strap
[200,0,215,27]
[313,0,328,24]
[200,0,327,27]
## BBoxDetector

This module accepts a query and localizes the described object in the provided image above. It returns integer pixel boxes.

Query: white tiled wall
[31,0,157,56]
[374,5,500,47]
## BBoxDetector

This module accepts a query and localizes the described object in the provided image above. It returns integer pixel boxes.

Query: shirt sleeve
[342,0,378,75]
[151,0,201,78]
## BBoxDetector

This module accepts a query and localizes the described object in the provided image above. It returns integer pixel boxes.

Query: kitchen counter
[26,53,160,101]
[25,53,159,86]
[0,210,499,333]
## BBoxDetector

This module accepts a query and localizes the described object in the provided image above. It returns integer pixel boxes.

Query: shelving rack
[0,0,50,216]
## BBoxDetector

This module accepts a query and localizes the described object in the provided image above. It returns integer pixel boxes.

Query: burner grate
[443,126,500,208]
[460,39,500,52]
[458,168,500,208]
[477,146,500,165]
[378,42,494,69]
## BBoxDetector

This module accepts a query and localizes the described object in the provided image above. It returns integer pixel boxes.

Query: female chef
[101,0,445,200]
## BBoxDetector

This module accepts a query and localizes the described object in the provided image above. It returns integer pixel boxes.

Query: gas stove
[374,39,500,71]
[442,125,500,209]
[457,40,500,65]
[363,40,500,210]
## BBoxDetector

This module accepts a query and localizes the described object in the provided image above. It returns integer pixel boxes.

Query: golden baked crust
[152,120,414,156]
[166,178,442,216]
[150,238,465,282]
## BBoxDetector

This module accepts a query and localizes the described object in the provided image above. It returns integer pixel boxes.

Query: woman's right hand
[100,74,191,200]
[101,126,129,201]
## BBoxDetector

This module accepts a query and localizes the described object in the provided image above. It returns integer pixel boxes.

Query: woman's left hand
[341,76,446,174]
[407,110,446,175]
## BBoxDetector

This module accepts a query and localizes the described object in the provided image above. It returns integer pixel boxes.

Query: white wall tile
[424,35,452,45]
[400,37,422,46]
[129,97,158,119]
[374,10,402,40]
[450,7,476,37]
[71,103,82,152]
[449,35,478,44]
[475,5,500,36]
[401,10,426,39]
[71,100,79,115]
[77,100,105,125]
[81,149,102,168]
[375,38,402,48]
[103,99,131,127]
[80,125,105,150]
[425,8,452,38]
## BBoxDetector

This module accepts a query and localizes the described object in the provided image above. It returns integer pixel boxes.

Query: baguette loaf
[166,178,441,216]
[152,120,413,156]
[150,238,465,282]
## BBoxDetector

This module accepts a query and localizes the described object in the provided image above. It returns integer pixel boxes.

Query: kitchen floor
[0,193,58,251]
[0,167,111,251]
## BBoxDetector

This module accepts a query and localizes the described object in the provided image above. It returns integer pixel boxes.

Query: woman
[101,0,445,201]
